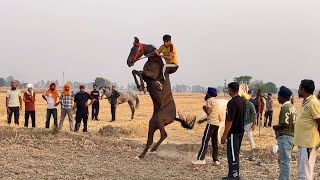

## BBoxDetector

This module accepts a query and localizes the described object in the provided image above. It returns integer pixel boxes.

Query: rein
[132,43,156,62]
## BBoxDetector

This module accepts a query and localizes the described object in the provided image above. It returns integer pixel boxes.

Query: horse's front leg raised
[132,70,144,91]
[137,71,145,91]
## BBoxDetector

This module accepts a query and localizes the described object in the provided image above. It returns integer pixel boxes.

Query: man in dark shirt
[221,82,246,180]
[73,85,95,133]
[109,85,120,122]
[91,85,100,121]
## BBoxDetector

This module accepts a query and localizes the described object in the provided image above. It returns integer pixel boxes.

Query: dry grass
[0,92,319,179]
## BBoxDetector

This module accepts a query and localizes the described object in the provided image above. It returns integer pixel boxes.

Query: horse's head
[99,86,112,99]
[127,37,145,67]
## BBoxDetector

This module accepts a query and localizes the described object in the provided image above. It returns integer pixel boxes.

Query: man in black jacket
[110,85,120,122]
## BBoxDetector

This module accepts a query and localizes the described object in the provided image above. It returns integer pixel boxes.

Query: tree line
[233,75,278,95]
[0,75,280,95]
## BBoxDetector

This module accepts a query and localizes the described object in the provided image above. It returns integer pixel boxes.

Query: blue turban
[207,87,217,97]
[278,86,292,99]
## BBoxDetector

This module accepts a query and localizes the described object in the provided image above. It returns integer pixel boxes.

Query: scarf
[26,83,34,96]
[63,83,71,96]
[45,83,59,102]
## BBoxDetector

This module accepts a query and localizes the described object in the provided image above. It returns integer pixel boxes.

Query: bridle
[132,42,155,63]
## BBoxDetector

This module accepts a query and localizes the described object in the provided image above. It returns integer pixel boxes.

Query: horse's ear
[134,37,139,43]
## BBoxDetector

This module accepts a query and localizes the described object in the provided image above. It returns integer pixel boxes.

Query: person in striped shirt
[57,84,75,131]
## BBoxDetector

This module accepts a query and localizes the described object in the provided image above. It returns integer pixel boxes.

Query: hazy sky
[0,0,319,88]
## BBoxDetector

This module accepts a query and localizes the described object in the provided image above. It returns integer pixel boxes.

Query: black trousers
[264,110,273,126]
[111,104,117,121]
[7,107,20,125]
[75,110,89,132]
[46,108,58,128]
[92,101,100,120]
[227,133,244,178]
[197,124,219,161]
[25,111,36,128]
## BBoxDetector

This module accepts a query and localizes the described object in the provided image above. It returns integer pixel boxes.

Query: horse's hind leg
[139,126,156,158]
[150,124,167,152]
[128,101,135,120]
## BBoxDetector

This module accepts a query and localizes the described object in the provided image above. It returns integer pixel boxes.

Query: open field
[0,92,319,180]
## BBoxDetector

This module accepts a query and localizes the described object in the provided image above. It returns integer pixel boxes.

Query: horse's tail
[174,116,196,129]
[135,95,140,109]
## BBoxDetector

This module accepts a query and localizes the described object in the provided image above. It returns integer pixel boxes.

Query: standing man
[317,90,320,100]
[42,83,60,129]
[192,87,221,166]
[273,86,296,180]
[23,83,36,128]
[242,93,256,152]
[264,93,273,127]
[221,82,246,180]
[294,79,320,180]
[6,81,22,126]
[109,85,120,122]
[91,85,100,121]
[58,84,75,131]
[73,85,95,133]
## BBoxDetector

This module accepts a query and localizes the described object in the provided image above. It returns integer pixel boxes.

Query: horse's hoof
[148,151,157,154]
[135,156,141,160]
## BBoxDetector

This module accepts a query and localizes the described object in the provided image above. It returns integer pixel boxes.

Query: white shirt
[44,92,60,109]
[6,89,21,107]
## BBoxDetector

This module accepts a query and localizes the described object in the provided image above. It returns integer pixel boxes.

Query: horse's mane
[145,44,157,52]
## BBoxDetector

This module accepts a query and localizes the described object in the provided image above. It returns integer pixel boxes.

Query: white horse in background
[194,84,249,142]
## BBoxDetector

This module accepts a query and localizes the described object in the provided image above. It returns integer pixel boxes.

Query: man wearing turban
[273,86,296,180]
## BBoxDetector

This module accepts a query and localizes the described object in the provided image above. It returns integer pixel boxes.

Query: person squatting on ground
[221,82,246,180]
[73,85,95,133]
[42,83,60,129]
[192,87,221,166]
[6,81,22,126]
[23,83,36,128]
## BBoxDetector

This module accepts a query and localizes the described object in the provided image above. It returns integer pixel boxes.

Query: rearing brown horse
[127,37,195,158]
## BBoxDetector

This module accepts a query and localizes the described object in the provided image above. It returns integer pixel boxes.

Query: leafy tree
[250,80,265,96]
[0,78,5,87]
[191,85,206,93]
[6,76,15,86]
[233,75,253,84]
[173,84,189,92]
[127,83,138,91]
[94,77,111,88]
[264,82,277,94]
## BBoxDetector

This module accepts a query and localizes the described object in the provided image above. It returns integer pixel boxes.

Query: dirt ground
[0,92,319,180]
